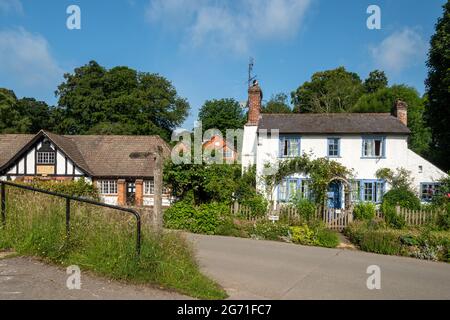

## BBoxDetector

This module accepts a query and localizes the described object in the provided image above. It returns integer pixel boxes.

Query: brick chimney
[247,80,263,125]
[394,99,408,126]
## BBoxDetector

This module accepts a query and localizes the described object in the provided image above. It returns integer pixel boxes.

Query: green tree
[425,1,450,171]
[364,70,388,93]
[352,85,432,156]
[17,97,53,133]
[262,93,291,113]
[54,61,189,140]
[198,98,245,133]
[291,67,364,113]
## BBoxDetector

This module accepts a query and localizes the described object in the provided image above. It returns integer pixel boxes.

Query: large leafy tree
[198,98,245,133]
[425,1,450,171]
[352,85,432,157]
[291,67,364,113]
[54,61,189,140]
[262,93,292,113]
[364,70,388,93]
[0,88,51,133]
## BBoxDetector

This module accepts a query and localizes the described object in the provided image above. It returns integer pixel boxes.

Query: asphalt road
[0,255,187,300]
[186,233,450,300]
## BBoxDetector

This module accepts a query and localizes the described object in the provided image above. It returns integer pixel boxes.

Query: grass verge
[0,189,227,299]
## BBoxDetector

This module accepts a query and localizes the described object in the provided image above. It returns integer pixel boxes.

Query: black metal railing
[0,181,141,255]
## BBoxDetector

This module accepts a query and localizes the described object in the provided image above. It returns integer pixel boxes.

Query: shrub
[240,194,268,218]
[359,230,402,255]
[22,178,99,199]
[382,187,420,210]
[164,201,197,231]
[315,228,340,248]
[382,203,406,229]
[248,221,290,241]
[290,225,317,245]
[291,198,317,221]
[194,203,227,235]
[436,203,450,231]
[353,202,376,221]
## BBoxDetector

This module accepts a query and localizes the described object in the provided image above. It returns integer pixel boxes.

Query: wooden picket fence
[375,206,441,226]
[230,202,352,231]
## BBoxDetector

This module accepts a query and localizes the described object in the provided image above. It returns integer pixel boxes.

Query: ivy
[263,153,353,205]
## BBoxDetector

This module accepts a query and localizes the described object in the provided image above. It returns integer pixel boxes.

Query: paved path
[187,233,450,300]
[0,255,187,300]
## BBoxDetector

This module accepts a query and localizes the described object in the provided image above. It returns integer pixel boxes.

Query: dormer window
[37,140,56,164]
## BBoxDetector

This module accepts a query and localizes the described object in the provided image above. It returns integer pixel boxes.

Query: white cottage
[242,81,447,208]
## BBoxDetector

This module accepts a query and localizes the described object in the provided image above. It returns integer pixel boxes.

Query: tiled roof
[0,131,170,178]
[258,113,411,134]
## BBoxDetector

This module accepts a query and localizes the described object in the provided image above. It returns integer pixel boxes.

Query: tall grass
[0,189,226,299]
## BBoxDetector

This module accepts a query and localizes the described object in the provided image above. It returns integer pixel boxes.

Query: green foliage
[264,153,352,205]
[425,2,450,171]
[436,203,450,231]
[0,190,226,299]
[291,67,364,113]
[376,167,414,190]
[164,201,230,235]
[53,61,189,140]
[17,178,99,199]
[353,202,376,221]
[364,70,388,93]
[291,197,316,221]
[353,85,432,156]
[382,203,407,229]
[240,194,268,218]
[382,187,421,210]
[432,173,450,206]
[359,231,403,255]
[290,223,339,248]
[198,98,245,134]
[262,93,292,113]
[248,221,290,241]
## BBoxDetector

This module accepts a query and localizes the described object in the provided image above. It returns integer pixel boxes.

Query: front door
[327,181,341,209]
[126,182,136,205]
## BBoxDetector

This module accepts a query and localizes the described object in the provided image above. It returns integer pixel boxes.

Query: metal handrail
[0,180,141,255]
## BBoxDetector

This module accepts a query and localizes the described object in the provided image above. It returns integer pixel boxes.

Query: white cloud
[146,0,311,54]
[0,28,64,88]
[0,0,23,14]
[370,28,427,74]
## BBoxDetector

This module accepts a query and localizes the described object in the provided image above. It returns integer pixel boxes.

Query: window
[280,136,301,158]
[37,152,55,164]
[99,180,117,195]
[361,180,385,203]
[420,183,440,202]
[362,137,385,158]
[144,179,155,195]
[327,138,340,157]
[278,180,288,202]
[350,180,361,203]
[300,180,310,199]
[277,178,312,202]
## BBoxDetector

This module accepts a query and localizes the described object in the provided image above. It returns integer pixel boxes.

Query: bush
[248,221,290,241]
[194,203,227,235]
[359,230,403,255]
[291,198,317,221]
[290,222,339,248]
[240,194,268,218]
[436,203,450,231]
[21,178,99,199]
[315,228,340,248]
[382,203,406,229]
[382,187,420,210]
[164,201,197,231]
[290,225,317,245]
[353,202,376,221]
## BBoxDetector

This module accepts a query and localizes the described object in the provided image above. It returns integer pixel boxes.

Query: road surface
[187,233,450,300]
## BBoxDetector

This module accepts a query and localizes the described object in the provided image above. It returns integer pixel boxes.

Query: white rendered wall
[242,125,258,171]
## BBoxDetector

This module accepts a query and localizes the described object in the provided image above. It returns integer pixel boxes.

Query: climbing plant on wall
[263,153,353,205]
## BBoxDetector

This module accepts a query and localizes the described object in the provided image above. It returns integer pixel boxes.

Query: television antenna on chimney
[248,57,257,88]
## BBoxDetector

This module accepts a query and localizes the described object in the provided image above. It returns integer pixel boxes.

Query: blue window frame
[362,136,385,158]
[327,138,340,157]
[277,178,311,202]
[351,180,385,203]
[279,135,301,158]
[420,183,440,202]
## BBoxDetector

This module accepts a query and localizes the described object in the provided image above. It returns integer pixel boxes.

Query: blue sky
[0,0,446,129]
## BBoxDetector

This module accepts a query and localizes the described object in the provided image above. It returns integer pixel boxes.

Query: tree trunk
[153,146,164,233]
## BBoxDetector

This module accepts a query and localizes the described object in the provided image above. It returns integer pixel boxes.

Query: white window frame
[37,152,56,165]
[99,180,117,195]
[144,179,155,195]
